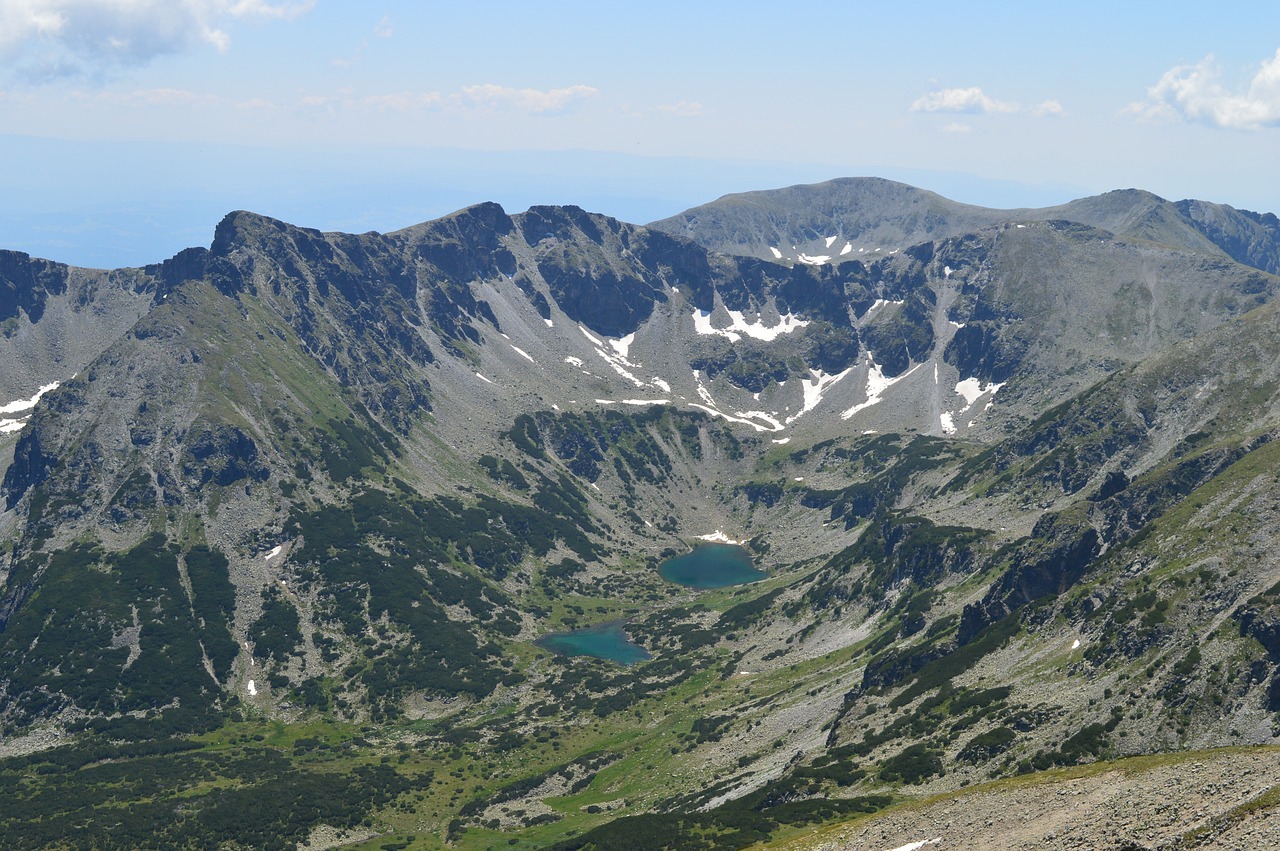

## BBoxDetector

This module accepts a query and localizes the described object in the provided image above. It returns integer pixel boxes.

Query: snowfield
[692,308,809,343]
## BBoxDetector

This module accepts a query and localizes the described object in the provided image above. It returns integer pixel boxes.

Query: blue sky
[2,0,1279,267]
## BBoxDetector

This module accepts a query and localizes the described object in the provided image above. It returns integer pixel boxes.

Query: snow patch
[943,265,953,278]
[247,680,257,696]
[1,381,60,431]
[689,403,785,433]
[475,373,494,385]
[786,367,852,424]
[608,332,636,359]
[796,253,831,265]
[564,356,584,367]
[949,320,965,329]
[863,298,905,318]
[1071,638,1081,650]
[768,246,783,259]
[544,318,554,327]
[692,308,809,343]
[887,840,941,851]
[771,437,791,445]
[264,545,282,561]
[940,412,956,435]
[689,371,784,432]
[577,328,647,388]
[955,377,1005,412]
[693,371,717,407]
[732,410,785,432]
[617,399,670,406]
[0,382,59,415]
[652,378,671,393]
[841,357,924,419]
[840,242,853,256]
[605,359,644,387]
[510,344,536,364]
[696,531,740,545]
[824,235,838,248]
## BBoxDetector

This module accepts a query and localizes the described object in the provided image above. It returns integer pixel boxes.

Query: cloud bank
[0,0,315,78]
[304,83,600,117]
[1131,48,1280,130]
[911,87,1018,114]
[459,84,598,115]
[911,87,1063,120]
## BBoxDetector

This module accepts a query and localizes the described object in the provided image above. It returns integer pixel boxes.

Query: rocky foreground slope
[780,747,1280,851]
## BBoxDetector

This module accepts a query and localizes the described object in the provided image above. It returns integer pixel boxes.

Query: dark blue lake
[535,621,650,664]
[659,543,766,589]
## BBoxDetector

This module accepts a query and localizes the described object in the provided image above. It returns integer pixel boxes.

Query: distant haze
[0,136,1089,268]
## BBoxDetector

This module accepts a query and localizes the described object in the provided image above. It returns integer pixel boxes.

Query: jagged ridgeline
[2,177,1280,849]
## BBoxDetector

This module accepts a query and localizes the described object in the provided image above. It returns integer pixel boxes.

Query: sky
[1,0,1279,267]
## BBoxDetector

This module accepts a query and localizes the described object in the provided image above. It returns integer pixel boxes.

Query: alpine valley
[4,177,1280,849]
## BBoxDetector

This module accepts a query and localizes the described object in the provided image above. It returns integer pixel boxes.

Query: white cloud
[117,85,213,105]
[295,84,597,117]
[943,121,972,133]
[373,14,393,38]
[0,1,65,48]
[223,0,312,19]
[1033,99,1064,117]
[1131,49,1280,130]
[911,86,1018,114]
[0,0,315,78]
[655,99,703,117]
[60,84,224,109]
[459,83,598,114]
[360,90,446,111]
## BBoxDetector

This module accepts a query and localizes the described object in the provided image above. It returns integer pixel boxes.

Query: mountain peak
[210,209,323,258]
[390,200,514,243]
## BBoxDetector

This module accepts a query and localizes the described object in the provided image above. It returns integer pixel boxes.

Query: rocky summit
[2,177,1280,849]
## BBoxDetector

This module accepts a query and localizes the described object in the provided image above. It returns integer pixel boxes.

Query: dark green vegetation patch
[0,736,410,851]
[0,535,231,734]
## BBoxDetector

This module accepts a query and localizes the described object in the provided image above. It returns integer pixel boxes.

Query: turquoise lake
[658,543,767,589]
[535,621,650,664]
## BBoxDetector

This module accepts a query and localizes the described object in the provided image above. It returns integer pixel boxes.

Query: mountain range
[2,177,1280,849]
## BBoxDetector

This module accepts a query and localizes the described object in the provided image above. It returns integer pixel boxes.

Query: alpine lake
[536,543,765,664]
[656,542,767,589]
